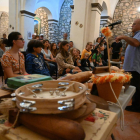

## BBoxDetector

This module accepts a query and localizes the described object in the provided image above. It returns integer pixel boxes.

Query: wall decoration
[79,24,83,28]
[75,21,79,25]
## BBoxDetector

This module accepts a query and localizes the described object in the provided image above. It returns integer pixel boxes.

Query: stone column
[89,3,103,44]
[20,10,36,50]
[47,19,58,43]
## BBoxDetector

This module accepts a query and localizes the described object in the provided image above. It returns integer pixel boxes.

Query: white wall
[0,0,9,12]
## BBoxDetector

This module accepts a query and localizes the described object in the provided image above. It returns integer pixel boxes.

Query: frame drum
[15,80,87,114]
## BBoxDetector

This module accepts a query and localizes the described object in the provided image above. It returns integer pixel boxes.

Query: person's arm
[56,55,75,69]
[50,53,55,62]
[25,57,33,74]
[116,35,140,47]
[3,67,21,78]
[43,54,53,62]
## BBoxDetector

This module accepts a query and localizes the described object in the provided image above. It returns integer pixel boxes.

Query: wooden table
[0,108,117,140]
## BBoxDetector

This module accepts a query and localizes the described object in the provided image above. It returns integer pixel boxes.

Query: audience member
[111,38,122,59]
[32,34,36,39]
[50,43,58,58]
[41,40,56,76]
[69,41,74,48]
[40,34,44,40]
[35,35,40,40]
[56,41,81,75]
[60,33,69,42]
[26,40,50,76]
[1,33,7,40]
[81,53,92,71]
[70,48,81,67]
[81,42,94,67]
[1,32,27,81]
[0,39,6,59]
[93,45,104,67]
[57,41,61,50]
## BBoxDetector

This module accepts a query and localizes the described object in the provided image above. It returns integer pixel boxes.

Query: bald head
[132,19,140,33]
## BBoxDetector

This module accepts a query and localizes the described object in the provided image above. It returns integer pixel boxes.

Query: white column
[89,3,103,44]
[70,0,90,52]
[20,10,35,50]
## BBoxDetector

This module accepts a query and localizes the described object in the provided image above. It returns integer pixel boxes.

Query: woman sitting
[1,32,27,81]
[25,40,50,76]
[41,40,56,76]
[56,41,81,76]
[50,43,58,58]
[70,48,81,67]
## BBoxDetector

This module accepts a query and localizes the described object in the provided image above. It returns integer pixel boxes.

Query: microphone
[108,20,122,27]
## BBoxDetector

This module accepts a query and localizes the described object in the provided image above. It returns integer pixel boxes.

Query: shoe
[125,105,140,113]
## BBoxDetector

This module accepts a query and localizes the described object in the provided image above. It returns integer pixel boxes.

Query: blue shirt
[123,31,140,74]
[26,53,50,76]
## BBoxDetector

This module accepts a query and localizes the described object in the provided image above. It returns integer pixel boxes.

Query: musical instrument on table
[14,80,87,114]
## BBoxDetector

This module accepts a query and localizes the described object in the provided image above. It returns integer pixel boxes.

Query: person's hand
[73,69,82,73]
[99,62,103,66]
[75,66,80,70]
[115,35,125,42]
[51,59,56,62]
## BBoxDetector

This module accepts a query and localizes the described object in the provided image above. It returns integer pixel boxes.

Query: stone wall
[0,12,9,39]
[112,0,140,50]
[48,20,59,43]
[58,0,73,41]
[35,8,48,39]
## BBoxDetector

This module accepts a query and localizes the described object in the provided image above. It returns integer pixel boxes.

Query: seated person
[56,41,81,76]
[0,39,7,60]
[41,40,56,76]
[92,46,104,67]
[25,40,50,76]
[70,48,81,67]
[81,42,94,67]
[81,53,93,71]
[1,32,27,81]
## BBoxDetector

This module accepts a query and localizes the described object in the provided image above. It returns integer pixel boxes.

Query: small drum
[15,80,87,114]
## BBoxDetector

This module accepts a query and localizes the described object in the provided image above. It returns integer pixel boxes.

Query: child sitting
[81,53,92,71]
[92,45,104,67]
[26,40,50,76]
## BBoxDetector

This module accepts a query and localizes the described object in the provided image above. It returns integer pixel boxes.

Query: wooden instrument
[15,80,87,114]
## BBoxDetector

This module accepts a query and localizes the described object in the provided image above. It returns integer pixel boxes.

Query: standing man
[116,19,140,112]
[111,38,122,59]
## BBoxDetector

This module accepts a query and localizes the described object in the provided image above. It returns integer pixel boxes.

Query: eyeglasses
[90,45,93,46]
[17,38,24,41]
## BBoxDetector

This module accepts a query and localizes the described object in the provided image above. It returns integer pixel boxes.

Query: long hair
[42,40,49,49]
[70,47,77,62]
[50,43,58,57]
[59,41,69,58]
[7,32,21,46]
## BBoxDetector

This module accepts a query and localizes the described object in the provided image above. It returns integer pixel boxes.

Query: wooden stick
[107,37,111,73]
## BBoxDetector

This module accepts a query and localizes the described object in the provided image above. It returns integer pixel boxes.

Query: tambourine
[14,80,87,114]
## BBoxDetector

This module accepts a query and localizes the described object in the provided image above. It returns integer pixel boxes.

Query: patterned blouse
[1,51,25,78]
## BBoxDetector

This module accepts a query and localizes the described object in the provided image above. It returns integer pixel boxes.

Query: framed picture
[27,31,32,40]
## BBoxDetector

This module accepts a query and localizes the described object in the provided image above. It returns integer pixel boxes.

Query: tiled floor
[0,77,140,140]
[107,109,140,140]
